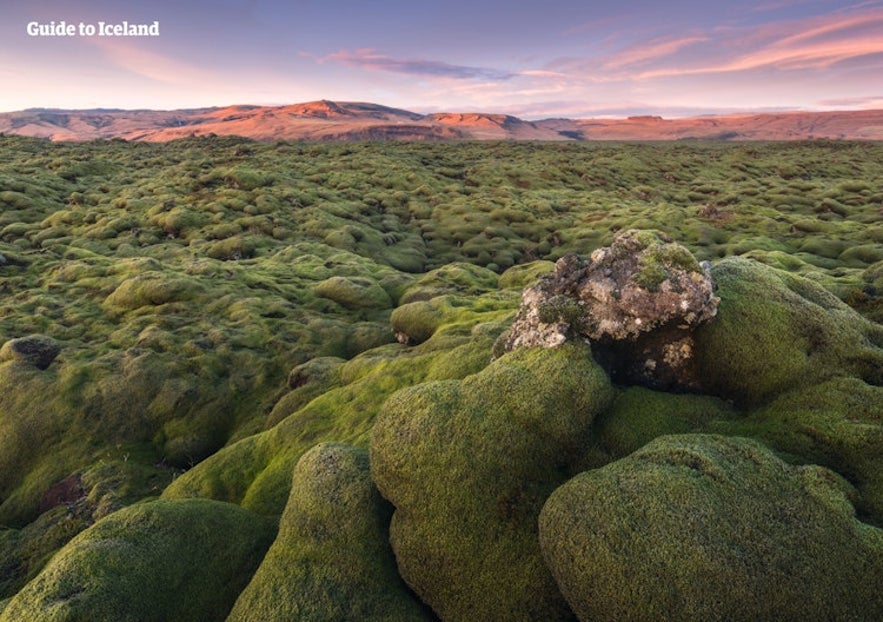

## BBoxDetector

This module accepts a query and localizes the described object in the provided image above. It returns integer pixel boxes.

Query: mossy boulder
[721,376,883,523]
[694,257,883,406]
[102,272,202,310]
[371,343,614,621]
[0,335,60,370]
[398,262,499,304]
[539,434,883,622]
[594,386,737,460]
[287,356,345,390]
[498,260,555,289]
[314,275,392,311]
[498,230,718,390]
[390,297,453,345]
[0,499,275,622]
[345,321,396,356]
[228,443,432,621]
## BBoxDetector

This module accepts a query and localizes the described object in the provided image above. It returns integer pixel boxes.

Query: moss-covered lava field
[1,135,882,620]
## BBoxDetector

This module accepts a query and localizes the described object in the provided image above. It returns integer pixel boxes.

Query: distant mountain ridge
[1,100,882,141]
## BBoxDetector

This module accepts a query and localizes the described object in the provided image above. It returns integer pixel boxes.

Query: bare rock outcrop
[497,230,719,390]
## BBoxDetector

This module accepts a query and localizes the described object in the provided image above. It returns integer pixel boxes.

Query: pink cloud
[87,37,215,86]
[817,94,883,106]
[630,8,883,79]
[604,36,709,70]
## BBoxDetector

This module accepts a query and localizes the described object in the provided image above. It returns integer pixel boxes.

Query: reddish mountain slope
[0,101,881,142]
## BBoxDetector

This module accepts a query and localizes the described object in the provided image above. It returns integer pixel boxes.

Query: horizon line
[3,99,883,121]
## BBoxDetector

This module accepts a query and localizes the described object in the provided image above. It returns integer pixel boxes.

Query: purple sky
[2,0,882,117]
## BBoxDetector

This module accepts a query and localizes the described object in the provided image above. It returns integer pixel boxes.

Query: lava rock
[497,230,719,390]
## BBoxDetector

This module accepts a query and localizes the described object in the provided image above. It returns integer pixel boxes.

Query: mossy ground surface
[227,442,433,621]
[1,136,881,618]
[370,344,613,620]
[0,499,275,622]
[540,434,883,621]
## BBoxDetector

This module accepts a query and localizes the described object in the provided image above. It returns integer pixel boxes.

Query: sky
[2,0,882,118]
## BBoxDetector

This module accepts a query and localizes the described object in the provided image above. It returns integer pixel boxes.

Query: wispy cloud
[750,0,825,13]
[603,36,709,70]
[324,48,514,80]
[817,94,883,106]
[622,7,883,79]
[87,38,215,86]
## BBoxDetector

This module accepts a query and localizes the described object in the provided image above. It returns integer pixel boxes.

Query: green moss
[390,291,517,346]
[371,343,613,620]
[266,357,346,427]
[0,499,275,622]
[205,236,257,260]
[163,303,506,516]
[694,257,883,406]
[540,434,883,622]
[399,262,499,304]
[0,508,93,600]
[840,244,883,267]
[314,276,392,311]
[717,377,883,523]
[102,272,202,310]
[594,386,737,459]
[798,237,846,259]
[631,232,702,291]
[537,294,584,326]
[498,260,555,289]
[2,137,883,609]
[390,298,452,345]
[228,443,432,621]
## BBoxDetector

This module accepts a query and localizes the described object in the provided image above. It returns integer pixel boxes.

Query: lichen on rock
[497,229,719,390]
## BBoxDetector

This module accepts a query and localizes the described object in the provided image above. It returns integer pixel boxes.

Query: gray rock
[0,335,61,370]
[498,230,719,390]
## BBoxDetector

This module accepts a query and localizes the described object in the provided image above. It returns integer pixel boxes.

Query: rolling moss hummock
[694,256,883,406]
[160,297,511,517]
[539,434,883,622]
[371,343,613,621]
[0,499,275,622]
[227,443,433,621]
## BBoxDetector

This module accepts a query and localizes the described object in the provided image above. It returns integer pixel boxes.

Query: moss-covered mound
[314,275,392,311]
[228,443,433,621]
[0,499,275,622]
[720,376,883,521]
[539,434,883,622]
[594,386,737,459]
[161,302,510,517]
[371,343,614,621]
[0,335,60,370]
[398,262,499,304]
[694,257,883,405]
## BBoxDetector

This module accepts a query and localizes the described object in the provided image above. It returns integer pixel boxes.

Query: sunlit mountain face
[2,101,882,141]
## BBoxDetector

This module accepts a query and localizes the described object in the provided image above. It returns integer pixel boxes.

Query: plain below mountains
[1,100,882,142]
